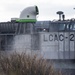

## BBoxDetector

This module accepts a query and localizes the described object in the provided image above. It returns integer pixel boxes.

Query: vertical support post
[68,31,70,59]
[74,32,75,59]
[4,35,8,51]
[63,32,65,59]
[30,23,34,55]
[18,23,21,34]
[23,23,26,34]
[0,36,1,50]
[58,30,60,59]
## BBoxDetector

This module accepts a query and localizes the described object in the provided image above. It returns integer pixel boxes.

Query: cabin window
[70,24,75,31]
[49,24,59,31]
[73,24,75,30]
[59,24,65,31]
[49,23,66,32]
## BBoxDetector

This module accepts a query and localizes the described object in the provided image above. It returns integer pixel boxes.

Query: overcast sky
[0,0,75,22]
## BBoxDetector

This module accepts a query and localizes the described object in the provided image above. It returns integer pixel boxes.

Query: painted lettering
[49,34,53,41]
[70,34,74,41]
[59,34,64,41]
[54,34,58,41]
[43,33,75,42]
[43,35,48,41]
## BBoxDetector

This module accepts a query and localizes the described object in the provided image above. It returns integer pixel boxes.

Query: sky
[0,0,75,22]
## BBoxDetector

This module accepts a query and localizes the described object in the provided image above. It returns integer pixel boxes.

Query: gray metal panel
[40,32,75,59]
[31,33,40,50]
[12,34,31,52]
[0,23,18,33]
